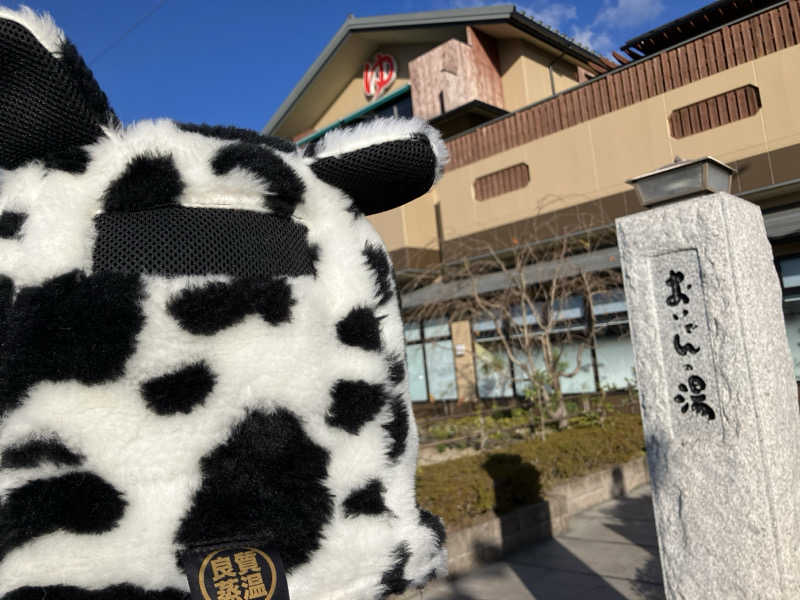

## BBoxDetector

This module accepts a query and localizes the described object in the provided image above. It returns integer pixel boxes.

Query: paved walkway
[414,484,665,600]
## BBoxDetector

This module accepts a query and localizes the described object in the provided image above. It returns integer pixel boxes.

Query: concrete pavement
[413,484,664,599]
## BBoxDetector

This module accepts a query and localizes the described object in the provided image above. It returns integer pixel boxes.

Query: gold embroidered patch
[182,545,289,600]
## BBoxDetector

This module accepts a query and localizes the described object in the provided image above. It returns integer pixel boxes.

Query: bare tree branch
[402,204,622,433]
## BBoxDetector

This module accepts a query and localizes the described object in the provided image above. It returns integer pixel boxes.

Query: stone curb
[394,454,650,599]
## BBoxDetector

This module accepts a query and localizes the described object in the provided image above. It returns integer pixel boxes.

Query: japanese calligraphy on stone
[652,250,719,432]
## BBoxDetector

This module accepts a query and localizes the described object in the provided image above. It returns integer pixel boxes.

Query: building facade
[265,0,800,404]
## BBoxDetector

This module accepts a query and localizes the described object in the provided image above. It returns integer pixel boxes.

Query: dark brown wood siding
[669,85,761,138]
[473,163,530,201]
[445,0,800,171]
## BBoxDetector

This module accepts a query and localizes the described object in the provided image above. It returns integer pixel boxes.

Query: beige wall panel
[661,62,768,162]
[519,45,554,104]
[753,44,800,149]
[670,117,768,168]
[552,61,579,94]
[402,191,439,250]
[313,75,412,131]
[312,43,431,131]
[368,207,406,252]
[519,42,577,100]
[666,69,768,165]
[590,97,674,194]
[366,192,439,253]
[382,32,800,249]
[498,39,575,110]
[450,320,477,403]
[476,124,597,228]
[498,39,528,111]
[313,76,373,131]
[437,124,597,240]
[661,61,757,113]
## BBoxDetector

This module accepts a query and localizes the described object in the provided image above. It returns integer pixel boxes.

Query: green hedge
[416,413,646,531]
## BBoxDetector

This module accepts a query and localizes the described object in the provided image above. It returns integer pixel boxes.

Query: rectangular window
[424,339,458,400]
[511,344,546,395]
[553,295,584,321]
[556,341,596,394]
[373,91,413,120]
[511,302,544,330]
[423,317,451,339]
[779,256,800,291]
[552,295,586,334]
[595,328,637,390]
[473,313,504,341]
[405,344,428,402]
[591,289,628,325]
[474,340,514,398]
[779,254,800,380]
[784,310,800,379]
[401,317,458,402]
[404,321,422,343]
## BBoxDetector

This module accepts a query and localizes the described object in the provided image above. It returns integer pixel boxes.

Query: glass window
[553,295,584,322]
[783,260,800,379]
[423,317,451,339]
[393,93,413,118]
[404,321,421,343]
[556,341,596,394]
[551,295,585,334]
[473,316,499,333]
[595,330,637,390]
[424,339,458,400]
[780,256,800,289]
[405,344,428,402]
[591,289,627,317]
[402,316,458,402]
[374,102,397,120]
[474,341,514,398]
[472,314,503,340]
[511,302,544,328]
[370,92,413,120]
[511,343,547,395]
[783,305,800,378]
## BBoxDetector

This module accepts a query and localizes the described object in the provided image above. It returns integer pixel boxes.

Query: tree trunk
[538,388,547,440]
[550,363,569,430]
[553,395,569,430]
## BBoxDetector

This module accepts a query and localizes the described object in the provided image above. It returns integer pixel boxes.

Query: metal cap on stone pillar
[616,157,800,599]
[626,156,735,207]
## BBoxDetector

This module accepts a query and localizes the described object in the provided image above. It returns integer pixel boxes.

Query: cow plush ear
[307,118,448,216]
[0,6,117,170]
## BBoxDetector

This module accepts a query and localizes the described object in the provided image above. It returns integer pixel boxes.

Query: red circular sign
[363,53,397,100]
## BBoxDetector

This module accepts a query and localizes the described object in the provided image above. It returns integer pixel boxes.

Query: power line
[89,0,169,65]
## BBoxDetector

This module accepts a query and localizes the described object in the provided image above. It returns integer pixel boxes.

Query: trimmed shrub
[416,413,645,530]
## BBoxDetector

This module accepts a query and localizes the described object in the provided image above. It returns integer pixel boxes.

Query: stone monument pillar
[616,190,800,599]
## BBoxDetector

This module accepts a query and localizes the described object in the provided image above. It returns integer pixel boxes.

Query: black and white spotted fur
[0,7,447,600]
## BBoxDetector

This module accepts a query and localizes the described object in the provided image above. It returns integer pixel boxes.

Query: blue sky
[16,0,708,131]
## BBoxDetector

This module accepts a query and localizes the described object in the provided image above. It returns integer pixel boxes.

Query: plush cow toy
[0,7,448,600]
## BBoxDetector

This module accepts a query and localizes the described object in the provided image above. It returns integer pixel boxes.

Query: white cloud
[440,0,493,8]
[429,0,635,57]
[594,0,664,29]
[436,1,579,32]
[517,3,578,31]
[571,26,614,54]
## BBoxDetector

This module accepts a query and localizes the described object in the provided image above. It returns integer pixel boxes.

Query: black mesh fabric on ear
[310,134,437,216]
[93,207,316,278]
[0,19,106,169]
